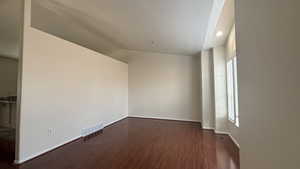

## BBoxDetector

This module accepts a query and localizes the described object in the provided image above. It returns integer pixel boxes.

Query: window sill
[228,119,239,128]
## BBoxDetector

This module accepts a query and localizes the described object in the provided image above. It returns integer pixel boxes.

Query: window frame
[226,56,239,127]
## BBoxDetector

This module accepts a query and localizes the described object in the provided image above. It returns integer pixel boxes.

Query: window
[227,57,239,127]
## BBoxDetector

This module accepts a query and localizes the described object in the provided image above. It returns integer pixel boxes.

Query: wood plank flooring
[0,117,239,169]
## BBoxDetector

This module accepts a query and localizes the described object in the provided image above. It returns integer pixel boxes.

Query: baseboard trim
[202,126,215,131]
[214,130,240,149]
[104,116,128,128]
[14,135,82,165]
[215,130,230,135]
[128,116,202,124]
[228,133,240,148]
[15,116,129,165]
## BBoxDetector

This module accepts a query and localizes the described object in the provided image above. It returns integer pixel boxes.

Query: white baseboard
[215,130,230,135]
[128,115,201,123]
[202,126,215,130]
[15,116,129,165]
[14,135,82,165]
[215,130,240,149]
[104,115,128,127]
[81,123,104,137]
[228,133,240,148]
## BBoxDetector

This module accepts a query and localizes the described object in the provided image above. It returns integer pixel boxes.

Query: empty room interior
[0,0,299,169]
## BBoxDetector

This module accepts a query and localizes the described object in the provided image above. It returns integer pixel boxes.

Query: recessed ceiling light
[216,31,224,37]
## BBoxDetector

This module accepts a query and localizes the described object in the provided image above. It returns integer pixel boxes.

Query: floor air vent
[81,123,104,137]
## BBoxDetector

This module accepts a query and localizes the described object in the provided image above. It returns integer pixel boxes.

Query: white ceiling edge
[203,0,226,50]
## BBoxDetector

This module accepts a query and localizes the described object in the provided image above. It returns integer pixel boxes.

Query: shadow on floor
[0,127,15,163]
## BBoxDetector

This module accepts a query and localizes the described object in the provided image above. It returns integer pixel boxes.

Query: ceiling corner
[203,0,226,50]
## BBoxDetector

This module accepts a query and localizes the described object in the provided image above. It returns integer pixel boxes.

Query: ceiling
[205,0,235,48]
[0,0,22,59]
[31,0,214,62]
[0,0,233,61]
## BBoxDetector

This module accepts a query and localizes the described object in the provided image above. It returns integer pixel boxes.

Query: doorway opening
[0,0,23,163]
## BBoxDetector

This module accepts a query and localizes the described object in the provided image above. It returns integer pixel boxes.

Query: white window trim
[227,56,239,127]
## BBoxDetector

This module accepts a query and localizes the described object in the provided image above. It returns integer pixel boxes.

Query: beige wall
[226,25,236,61]
[0,57,18,97]
[0,57,18,127]
[202,45,233,136]
[128,51,202,122]
[202,29,239,145]
[236,0,299,168]
[212,46,228,133]
[17,0,128,163]
[201,50,215,128]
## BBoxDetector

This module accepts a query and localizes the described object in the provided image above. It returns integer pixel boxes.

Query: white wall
[202,46,231,135]
[212,46,228,133]
[201,50,215,128]
[128,51,202,122]
[236,0,300,168]
[17,0,128,163]
[226,25,236,60]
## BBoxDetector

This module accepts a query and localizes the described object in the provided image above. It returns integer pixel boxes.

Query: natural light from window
[227,57,239,127]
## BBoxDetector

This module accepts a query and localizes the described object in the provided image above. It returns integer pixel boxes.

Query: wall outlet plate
[48,128,54,136]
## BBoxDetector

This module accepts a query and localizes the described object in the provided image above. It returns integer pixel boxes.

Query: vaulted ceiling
[205,0,235,49]
[0,0,234,62]
[31,0,214,62]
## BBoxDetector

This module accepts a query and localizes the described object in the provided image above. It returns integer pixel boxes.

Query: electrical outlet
[48,128,54,136]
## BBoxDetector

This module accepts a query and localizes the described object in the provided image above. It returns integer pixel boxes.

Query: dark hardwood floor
[0,127,15,167]
[0,117,239,169]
